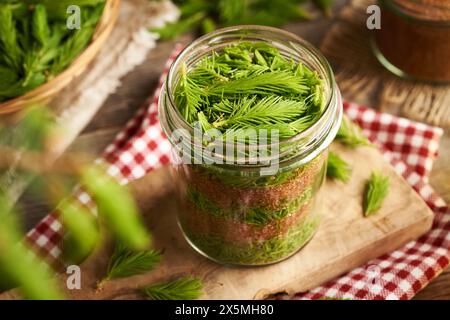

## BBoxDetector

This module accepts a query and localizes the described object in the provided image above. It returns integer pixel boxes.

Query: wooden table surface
[18,0,450,299]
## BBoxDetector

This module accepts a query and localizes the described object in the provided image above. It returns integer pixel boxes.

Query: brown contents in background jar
[374,0,450,82]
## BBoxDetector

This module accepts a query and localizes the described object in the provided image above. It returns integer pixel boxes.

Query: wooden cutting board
[0,143,434,300]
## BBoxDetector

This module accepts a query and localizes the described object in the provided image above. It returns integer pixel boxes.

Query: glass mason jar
[372,0,450,83]
[159,26,343,266]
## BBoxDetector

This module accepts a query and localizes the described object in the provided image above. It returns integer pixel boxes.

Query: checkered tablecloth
[24,46,450,300]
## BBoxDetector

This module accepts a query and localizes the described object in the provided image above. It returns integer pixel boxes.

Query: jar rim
[381,0,450,26]
[161,25,342,169]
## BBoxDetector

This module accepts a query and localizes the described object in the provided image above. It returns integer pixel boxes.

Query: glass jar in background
[373,0,450,83]
[159,26,343,266]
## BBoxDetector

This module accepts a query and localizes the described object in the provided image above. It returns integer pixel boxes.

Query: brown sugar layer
[180,199,314,243]
[185,182,314,225]
[183,153,327,211]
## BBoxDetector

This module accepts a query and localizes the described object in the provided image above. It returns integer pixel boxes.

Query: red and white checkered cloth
[24,46,449,300]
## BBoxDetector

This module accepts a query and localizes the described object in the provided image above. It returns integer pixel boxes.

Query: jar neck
[159,26,342,172]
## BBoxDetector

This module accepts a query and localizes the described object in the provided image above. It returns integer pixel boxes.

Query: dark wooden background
[18,0,450,299]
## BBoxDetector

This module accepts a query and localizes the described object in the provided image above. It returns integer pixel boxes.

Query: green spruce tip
[96,242,161,289]
[143,277,204,300]
[150,12,206,41]
[23,4,61,87]
[336,116,371,148]
[156,0,328,39]
[326,151,352,182]
[363,171,390,216]
[105,242,161,280]
[0,4,22,72]
[32,4,51,46]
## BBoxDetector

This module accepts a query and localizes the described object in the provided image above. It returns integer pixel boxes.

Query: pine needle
[336,116,371,148]
[32,4,50,46]
[197,111,213,131]
[326,151,352,182]
[98,242,161,288]
[142,277,203,300]
[207,71,309,96]
[175,63,206,123]
[212,96,307,129]
[363,171,389,216]
[23,5,61,86]
[0,4,22,72]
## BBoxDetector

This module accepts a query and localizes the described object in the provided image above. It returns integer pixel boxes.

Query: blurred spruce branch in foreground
[0,106,151,299]
[0,196,62,299]
[151,0,334,40]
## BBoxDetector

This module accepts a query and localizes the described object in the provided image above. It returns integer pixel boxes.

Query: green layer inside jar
[183,215,319,265]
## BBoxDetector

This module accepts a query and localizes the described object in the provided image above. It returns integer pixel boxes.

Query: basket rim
[0,0,121,115]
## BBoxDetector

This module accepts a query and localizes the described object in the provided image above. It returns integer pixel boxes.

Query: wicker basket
[0,0,121,115]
